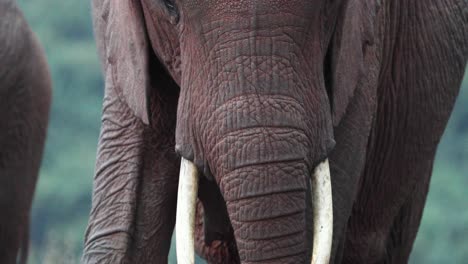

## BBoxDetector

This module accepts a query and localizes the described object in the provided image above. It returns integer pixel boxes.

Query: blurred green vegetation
[16,0,467,263]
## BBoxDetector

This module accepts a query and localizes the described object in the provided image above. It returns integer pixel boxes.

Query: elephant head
[86,0,380,263]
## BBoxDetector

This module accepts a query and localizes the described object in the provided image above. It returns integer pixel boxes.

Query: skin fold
[83,0,467,263]
[0,1,52,263]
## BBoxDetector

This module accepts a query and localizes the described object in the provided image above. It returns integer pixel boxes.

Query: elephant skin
[83,0,467,263]
[0,1,52,263]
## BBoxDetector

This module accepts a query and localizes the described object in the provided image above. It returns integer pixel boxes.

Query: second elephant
[0,1,52,263]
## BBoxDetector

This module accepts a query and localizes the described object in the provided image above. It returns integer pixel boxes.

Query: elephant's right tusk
[175,158,199,264]
[310,159,333,264]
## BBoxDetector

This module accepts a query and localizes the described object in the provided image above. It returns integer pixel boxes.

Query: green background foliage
[16,0,467,263]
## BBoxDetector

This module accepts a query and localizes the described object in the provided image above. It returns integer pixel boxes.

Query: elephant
[82,0,467,263]
[0,1,51,263]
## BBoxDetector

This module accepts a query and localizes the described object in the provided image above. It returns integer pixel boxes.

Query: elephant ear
[327,0,380,126]
[93,0,151,124]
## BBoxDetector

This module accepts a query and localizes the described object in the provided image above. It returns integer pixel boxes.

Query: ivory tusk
[311,159,333,264]
[175,158,199,264]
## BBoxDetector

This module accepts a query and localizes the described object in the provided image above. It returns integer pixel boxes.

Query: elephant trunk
[221,158,310,263]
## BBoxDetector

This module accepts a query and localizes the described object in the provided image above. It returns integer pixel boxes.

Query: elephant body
[0,1,51,263]
[83,0,467,263]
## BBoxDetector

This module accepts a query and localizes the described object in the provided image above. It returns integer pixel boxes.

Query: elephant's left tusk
[310,159,333,264]
[175,158,199,264]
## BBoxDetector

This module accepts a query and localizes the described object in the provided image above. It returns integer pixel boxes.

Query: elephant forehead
[184,0,319,17]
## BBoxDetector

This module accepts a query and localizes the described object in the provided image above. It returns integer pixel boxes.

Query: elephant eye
[162,0,177,13]
[162,0,179,24]
[161,0,179,24]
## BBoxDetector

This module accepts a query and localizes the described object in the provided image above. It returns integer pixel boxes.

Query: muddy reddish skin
[0,1,52,263]
[83,0,467,263]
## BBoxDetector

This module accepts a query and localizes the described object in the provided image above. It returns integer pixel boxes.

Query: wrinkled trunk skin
[175,14,333,260]
[204,92,315,262]
[193,96,316,263]
[218,144,311,263]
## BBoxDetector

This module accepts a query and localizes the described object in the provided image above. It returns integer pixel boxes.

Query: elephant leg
[344,0,467,262]
[126,65,181,262]
[0,56,50,264]
[129,109,183,262]
[383,171,431,264]
[0,5,50,263]
[0,86,49,264]
[129,129,180,262]
[82,114,179,263]
[82,73,180,263]
[342,92,451,264]
[0,163,31,264]
[0,198,25,264]
[327,57,379,263]
[344,161,433,264]
[0,122,28,263]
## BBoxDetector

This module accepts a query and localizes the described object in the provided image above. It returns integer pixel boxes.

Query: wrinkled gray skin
[0,0,52,263]
[83,0,467,263]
